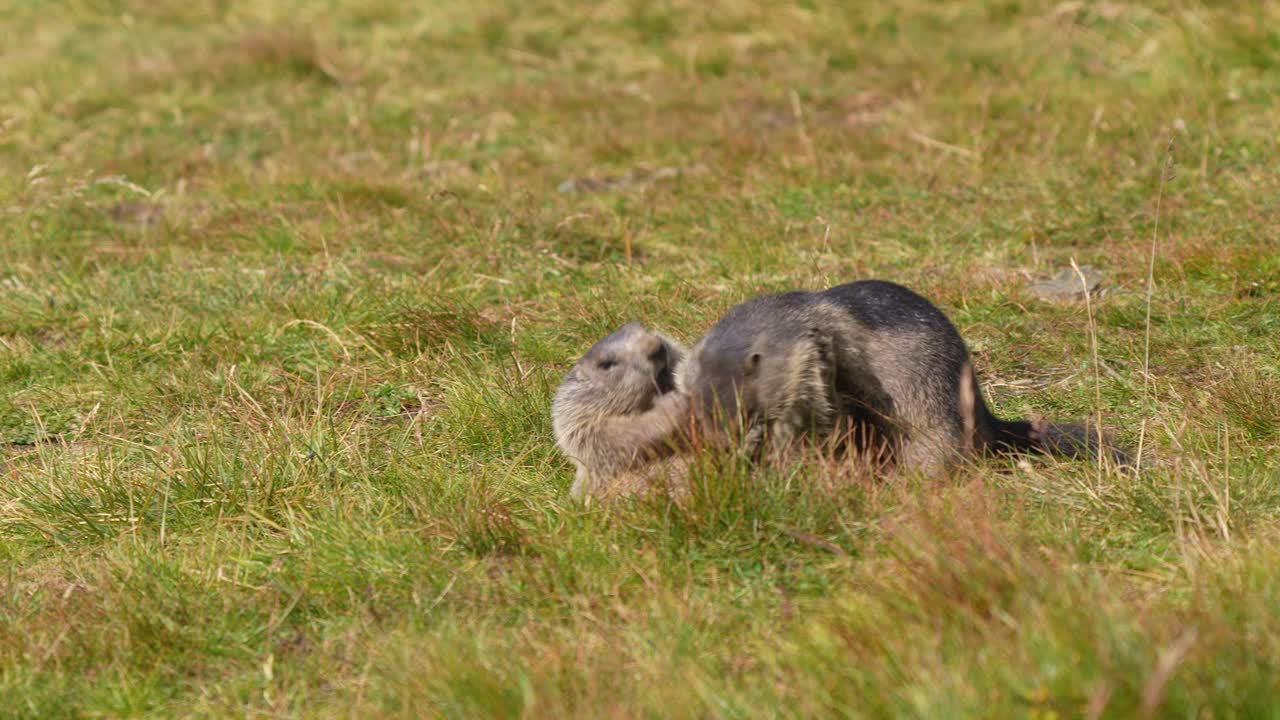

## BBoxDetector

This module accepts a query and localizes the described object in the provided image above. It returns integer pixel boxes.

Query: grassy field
[3,0,1279,716]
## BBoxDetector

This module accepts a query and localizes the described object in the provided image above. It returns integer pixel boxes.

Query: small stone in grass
[1030,265,1103,300]
[557,165,696,195]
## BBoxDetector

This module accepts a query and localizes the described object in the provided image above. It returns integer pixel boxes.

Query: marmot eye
[597,359,617,370]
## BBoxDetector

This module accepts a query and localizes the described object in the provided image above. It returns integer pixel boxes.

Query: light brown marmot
[551,323,693,501]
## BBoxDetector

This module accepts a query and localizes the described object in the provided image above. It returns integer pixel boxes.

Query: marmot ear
[744,352,762,375]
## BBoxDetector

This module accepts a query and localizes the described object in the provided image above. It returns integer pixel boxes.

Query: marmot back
[680,279,1131,472]
[552,323,693,500]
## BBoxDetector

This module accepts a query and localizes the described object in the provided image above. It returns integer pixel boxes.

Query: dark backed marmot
[678,279,1133,474]
[552,323,693,500]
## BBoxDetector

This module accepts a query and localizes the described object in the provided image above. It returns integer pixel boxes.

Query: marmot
[552,323,693,500]
[678,279,1133,473]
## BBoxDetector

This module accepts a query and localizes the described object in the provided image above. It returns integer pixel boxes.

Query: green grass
[2,0,1279,716]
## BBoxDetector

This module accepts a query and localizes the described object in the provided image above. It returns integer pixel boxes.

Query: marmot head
[681,324,769,452]
[683,340,762,437]
[556,323,681,419]
[682,296,819,447]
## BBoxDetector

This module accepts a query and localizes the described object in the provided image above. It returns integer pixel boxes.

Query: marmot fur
[678,280,1132,473]
[552,323,693,500]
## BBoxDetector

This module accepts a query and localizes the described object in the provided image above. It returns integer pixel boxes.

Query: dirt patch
[106,201,166,228]
[557,163,708,195]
